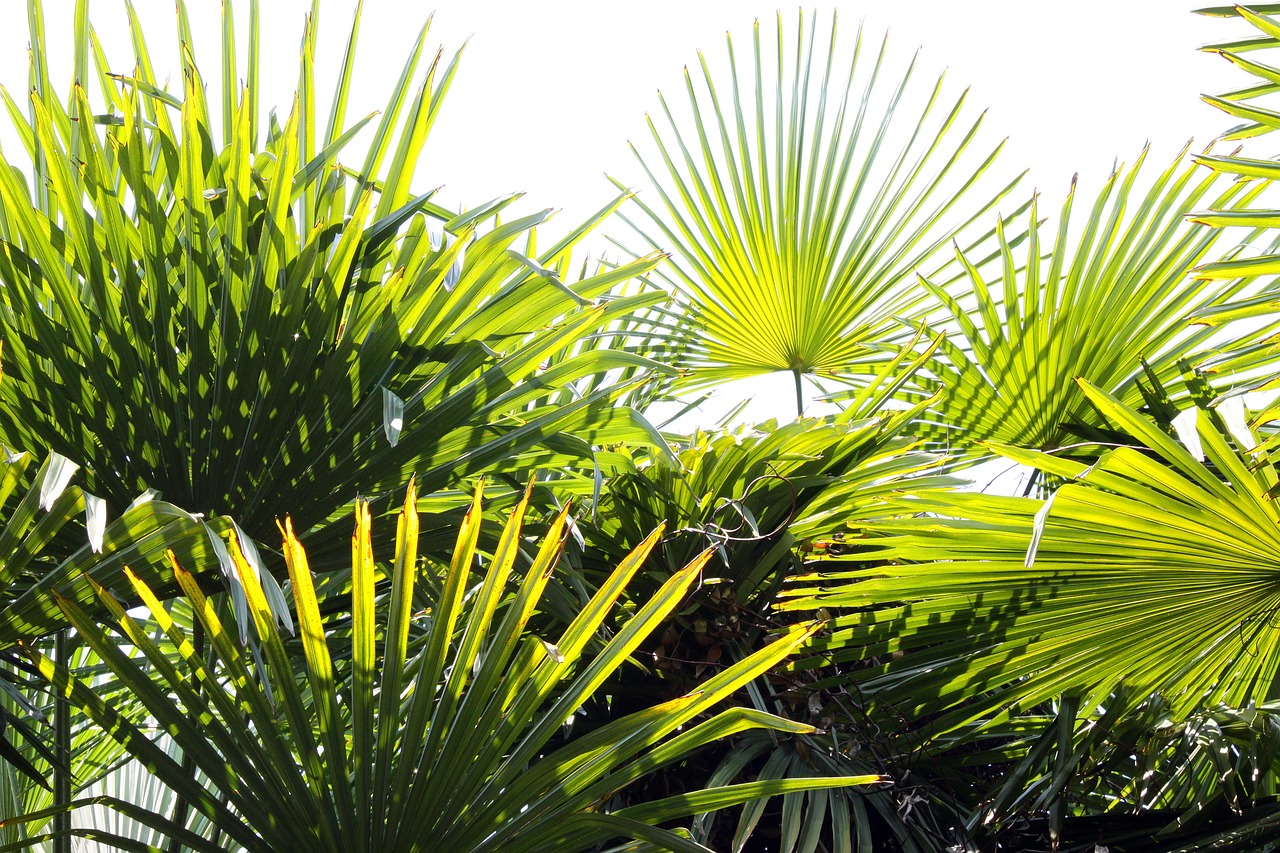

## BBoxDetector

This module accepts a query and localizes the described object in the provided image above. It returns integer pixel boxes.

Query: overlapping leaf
[583,337,953,603]
[0,442,242,849]
[783,381,1280,737]
[0,447,229,649]
[907,146,1274,449]
[565,344,953,851]
[15,482,875,852]
[0,0,672,548]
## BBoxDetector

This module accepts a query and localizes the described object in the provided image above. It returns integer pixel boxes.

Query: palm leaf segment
[614,10,1024,404]
[21,482,875,853]
[1190,4,1280,285]
[781,382,1280,743]
[0,0,669,540]
[0,444,228,816]
[913,146,1267,448]
[0,447,227,649]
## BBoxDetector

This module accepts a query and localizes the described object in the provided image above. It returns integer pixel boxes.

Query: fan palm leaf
[612,10,1026,411]
[14,480,876,852]
[778,384,1280,841]
[1173,5,1280,381]
[67,738,223,851]
[782,382,1280,737]
[0,647,208,850]
[563,343,954,851]
[0,447,233,650]
[0,0,672,546]
[906,145,1270,449]
[0,444,247,849]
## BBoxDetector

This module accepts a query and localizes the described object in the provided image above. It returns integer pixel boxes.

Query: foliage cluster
[0,2,1279,852]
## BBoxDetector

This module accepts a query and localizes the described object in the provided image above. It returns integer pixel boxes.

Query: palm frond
[18,480,876,852]
[611,10,1026,408]
[775,383,1280,842]
[0,443,246,850]
[1183,5,1280,382]
[0,0,671,550]
[558,344,952,850]
[783,382,1280,739]
[906,146,1272,449]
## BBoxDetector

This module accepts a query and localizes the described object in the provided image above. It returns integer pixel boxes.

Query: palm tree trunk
[53,631,70,853]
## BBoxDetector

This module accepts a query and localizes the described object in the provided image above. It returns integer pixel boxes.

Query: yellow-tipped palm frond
[20,482,876,852]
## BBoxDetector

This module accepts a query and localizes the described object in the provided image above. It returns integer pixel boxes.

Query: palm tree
[14,2,1280,850]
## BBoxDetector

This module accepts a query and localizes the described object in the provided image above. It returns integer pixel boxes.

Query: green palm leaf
[612,10,1025,410]
[1177,4,1280,396]
[583,336,952,604]
[1184,6,1280,360]
[564,343,951,850]
[782,381,1280,736]
[18,480,877,852]
[0,0,671,547]
[0,645,149,847]
[907,146,1270,449]
[0,447,230,649]
[0,443,242,849]
[777,383,1280,840]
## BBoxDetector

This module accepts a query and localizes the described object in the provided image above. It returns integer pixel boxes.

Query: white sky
[0,1,1258,223]
[0,0,1268,425]
[424,0,1259,224]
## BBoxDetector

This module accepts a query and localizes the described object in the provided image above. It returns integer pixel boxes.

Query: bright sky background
[0,1,1267,426]
[0,2,1256,226]
[420,0,1259,224]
